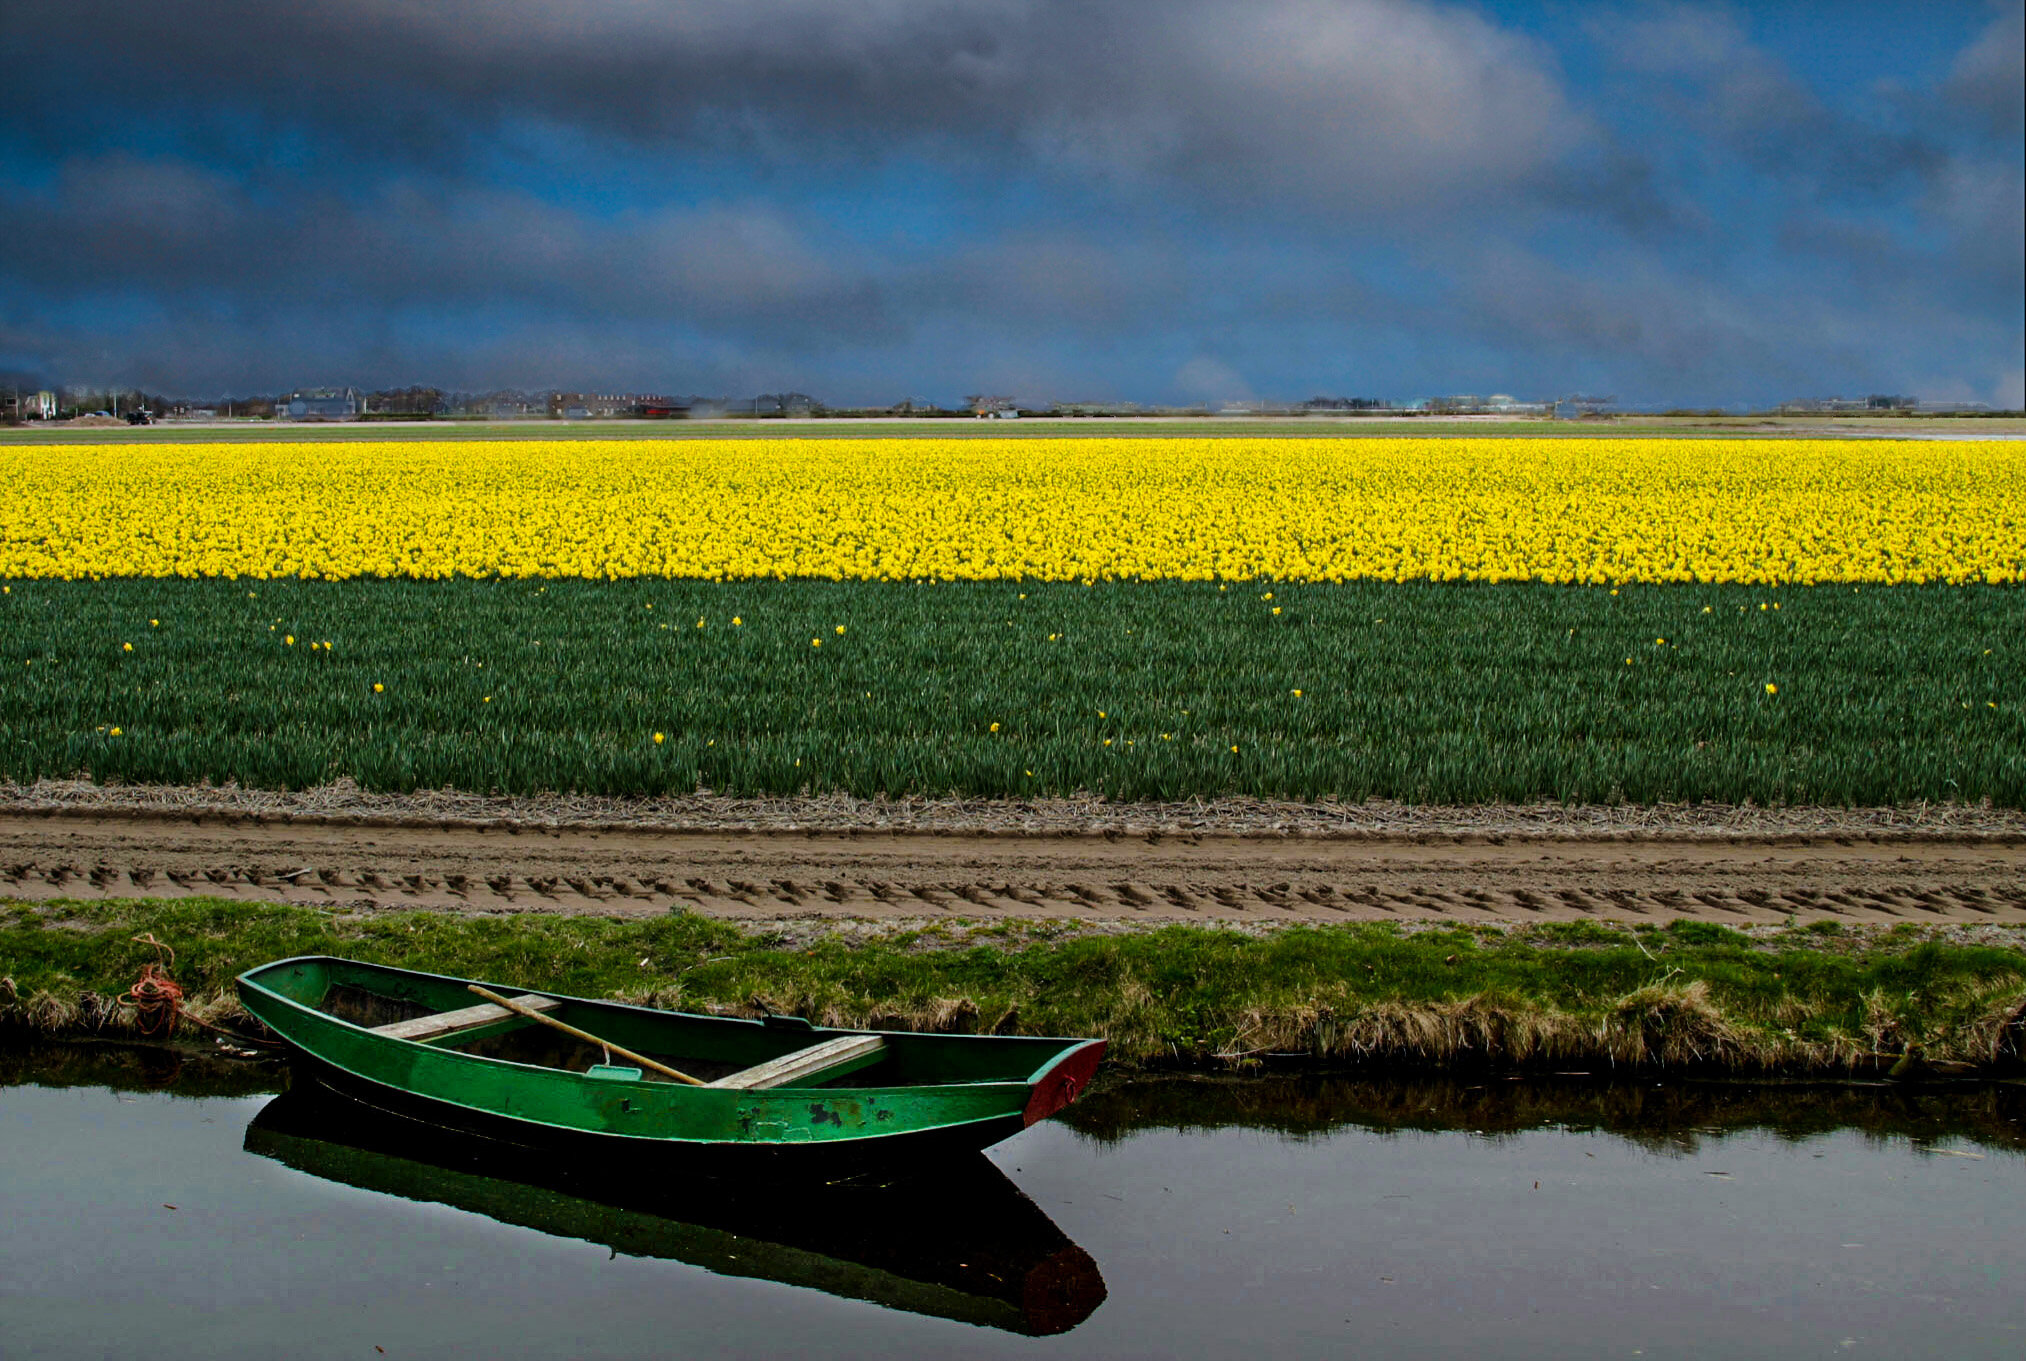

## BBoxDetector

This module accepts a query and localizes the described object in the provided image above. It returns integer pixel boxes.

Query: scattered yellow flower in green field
[1,437,2019,583]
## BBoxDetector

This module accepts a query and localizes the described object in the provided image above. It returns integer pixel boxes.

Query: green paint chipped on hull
[235,956,1104,1158]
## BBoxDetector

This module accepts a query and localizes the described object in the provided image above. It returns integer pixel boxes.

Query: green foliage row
[4,899,2022,1069]
[1,578,2019,804]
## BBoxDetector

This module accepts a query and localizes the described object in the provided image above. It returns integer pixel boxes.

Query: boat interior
[247,956,1079,1089]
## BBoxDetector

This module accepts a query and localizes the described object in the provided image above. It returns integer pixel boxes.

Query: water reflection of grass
[4,897,2023,1074]
[1061,1072,2026,1158]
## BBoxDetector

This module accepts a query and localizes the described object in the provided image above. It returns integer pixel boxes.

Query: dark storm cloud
[1600,5,1956,196]
[0,1,2018,405]
[5,0,1592,214]
[0,155,892,338]
[1943,1,2025,140]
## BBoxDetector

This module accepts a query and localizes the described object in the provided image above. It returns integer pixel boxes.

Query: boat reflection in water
[243,1086,1106,1336]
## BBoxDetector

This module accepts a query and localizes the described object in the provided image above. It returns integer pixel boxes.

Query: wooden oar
[467,984,704,1086]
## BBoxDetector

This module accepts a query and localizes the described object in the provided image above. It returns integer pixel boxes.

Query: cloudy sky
[2,1,2019,407]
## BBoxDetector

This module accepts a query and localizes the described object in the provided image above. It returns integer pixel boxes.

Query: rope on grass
[118,932,184,1037]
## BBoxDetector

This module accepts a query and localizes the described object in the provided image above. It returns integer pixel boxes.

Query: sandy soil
[3,786,2021,925]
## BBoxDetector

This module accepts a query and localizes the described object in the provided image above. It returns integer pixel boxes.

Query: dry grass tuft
[1602,980,1750,1067]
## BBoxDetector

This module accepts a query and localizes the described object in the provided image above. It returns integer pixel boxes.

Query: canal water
[3,1046,2022,1359]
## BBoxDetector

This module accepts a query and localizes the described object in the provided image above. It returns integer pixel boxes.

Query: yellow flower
[810,638,821,648]
[989,722,1000,733]
[122,642,132,651]
[1654,638,1664,645]
[483,696,492,703]
[1103,738,1112,746]
[1765,682,1778,694]
[1230,744,1240,753]
[732,616,742,626]
[373,682,384,693]
[2,435,2016,585]
[109,726,122,736]
[285,635,295,645]
[697,618,705,628]
[1271,606,1282,615]
[149,618,159,626]
[1291,689,1302,697]
[834,625,846,635]
[653,732,665,743]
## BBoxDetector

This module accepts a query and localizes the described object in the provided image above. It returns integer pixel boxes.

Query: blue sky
[1,1,2019,407]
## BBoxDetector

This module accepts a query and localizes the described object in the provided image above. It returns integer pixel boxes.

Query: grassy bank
[5,898,2024,1075]
[2,579,2019,804]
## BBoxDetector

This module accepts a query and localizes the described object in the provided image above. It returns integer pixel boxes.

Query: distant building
[366,386,447,416]
[281,387,364,420]
[547,392,676,419]
[1551,395,1617,418]
[967,394,1017,418]
[5,390,57,420]
[751,392,820,416]
[1775,395,1927,414]
[1420,394,1548,415]
[1053,401,1142,417]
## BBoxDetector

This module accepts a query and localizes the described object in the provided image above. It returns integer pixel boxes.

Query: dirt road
[5,808,2021,924]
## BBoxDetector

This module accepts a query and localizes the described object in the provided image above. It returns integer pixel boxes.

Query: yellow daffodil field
[1,433,2019,805]
[2,437,2020,583]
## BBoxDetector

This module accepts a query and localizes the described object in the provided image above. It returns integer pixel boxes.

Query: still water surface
[3,1050,2022,1359]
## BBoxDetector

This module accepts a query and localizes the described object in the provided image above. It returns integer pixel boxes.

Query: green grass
[5,899,2023,1072]
[1,578,2019,804]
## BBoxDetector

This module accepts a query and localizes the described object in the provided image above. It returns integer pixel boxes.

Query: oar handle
[468,984,705,1086]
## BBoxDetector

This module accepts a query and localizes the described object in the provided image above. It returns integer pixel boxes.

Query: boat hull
[283,1052,1032,1167]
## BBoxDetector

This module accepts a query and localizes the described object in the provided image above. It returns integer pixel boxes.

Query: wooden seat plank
[709,1034,886,1090]
[371,994,561,1043]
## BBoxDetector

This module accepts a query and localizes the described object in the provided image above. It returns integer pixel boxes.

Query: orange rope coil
[119,933,184,1037]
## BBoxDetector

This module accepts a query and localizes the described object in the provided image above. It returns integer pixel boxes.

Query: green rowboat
[236,956,1106,1161]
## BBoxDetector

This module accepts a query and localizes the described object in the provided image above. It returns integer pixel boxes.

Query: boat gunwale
[237,953,1098,1095]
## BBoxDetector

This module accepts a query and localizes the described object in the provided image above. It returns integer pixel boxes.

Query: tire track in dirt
[3,812,2022,924]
